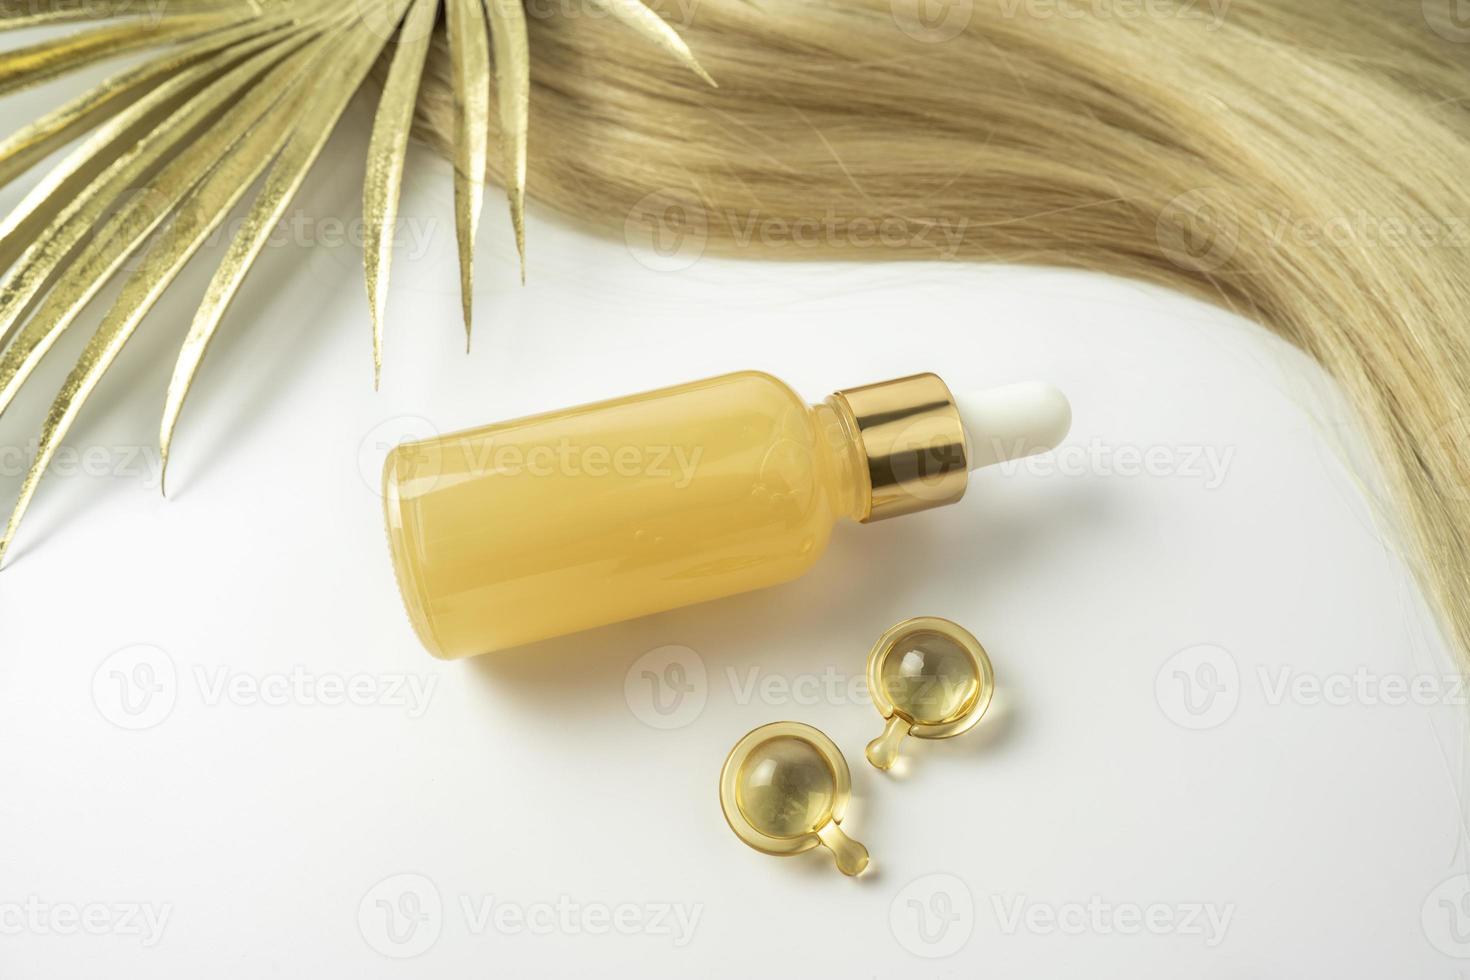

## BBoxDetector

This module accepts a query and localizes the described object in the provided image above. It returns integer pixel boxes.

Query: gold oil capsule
[864,617,995,770]
[719,721,870,876]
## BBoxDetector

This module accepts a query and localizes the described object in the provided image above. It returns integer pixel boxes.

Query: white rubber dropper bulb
[954,382,1072,470]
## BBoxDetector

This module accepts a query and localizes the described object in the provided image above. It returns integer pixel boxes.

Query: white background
[1,45,1468,979]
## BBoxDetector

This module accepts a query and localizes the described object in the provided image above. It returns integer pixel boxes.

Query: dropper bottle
[382,371,1070,659]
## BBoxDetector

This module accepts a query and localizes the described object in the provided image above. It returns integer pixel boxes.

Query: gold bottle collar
[830,373,970,522]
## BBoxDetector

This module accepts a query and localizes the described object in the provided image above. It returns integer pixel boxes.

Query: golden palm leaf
[0,0,714,564]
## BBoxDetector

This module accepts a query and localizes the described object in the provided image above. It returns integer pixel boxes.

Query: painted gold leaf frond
[0,60,278,413]
[2,41,331,556]
[0,11,248,96]
[364,0,438,386]
[0,25,329,414]
[162,20,391,485]
[586,0,716,87]
[486,0,529,283]
[0,15,291,188]
[0,0,714,564]
[0,0,257,32]
[445,0,489,350]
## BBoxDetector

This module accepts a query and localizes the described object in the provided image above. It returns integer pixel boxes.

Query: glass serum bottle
[382,371,1069,659]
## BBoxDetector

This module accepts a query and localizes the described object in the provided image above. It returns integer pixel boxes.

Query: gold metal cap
[830,373,969,522]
